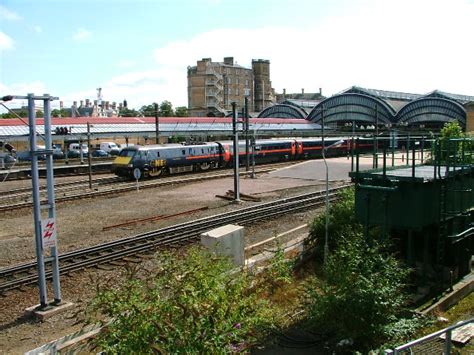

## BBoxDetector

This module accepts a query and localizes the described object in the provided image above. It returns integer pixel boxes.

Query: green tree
[440,121,464,139]
[175,106,188,117]
[159,100,174,116]
[51,108,70,117]
[438,121,470,164]
[139,104,157,117]
[119,107,140,117]
[88,247,275,353]
[305,189,417,351]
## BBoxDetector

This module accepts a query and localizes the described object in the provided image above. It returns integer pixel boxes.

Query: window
[236,88,239,95]
[236,78,239,85]
[245,79,249,86]
[182,149,185,155]
[227,77,232,84]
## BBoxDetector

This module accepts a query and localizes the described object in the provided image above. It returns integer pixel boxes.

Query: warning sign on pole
[41,218,57,249]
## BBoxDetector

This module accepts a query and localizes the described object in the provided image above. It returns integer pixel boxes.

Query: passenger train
[111,133,425,179]
[111,137,364,179]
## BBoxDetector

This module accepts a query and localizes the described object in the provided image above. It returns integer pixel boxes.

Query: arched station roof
[306,93,396,125]
[396,97,466,128]
[257,104,307,119]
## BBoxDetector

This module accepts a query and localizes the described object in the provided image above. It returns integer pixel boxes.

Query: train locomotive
[111,137,354,179]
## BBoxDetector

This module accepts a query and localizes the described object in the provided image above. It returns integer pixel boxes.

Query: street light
[322,138,345,267]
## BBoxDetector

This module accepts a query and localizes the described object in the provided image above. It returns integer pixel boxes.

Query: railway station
[0,89,473,353]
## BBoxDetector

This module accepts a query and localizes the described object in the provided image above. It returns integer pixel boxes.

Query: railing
[385,318,473,354]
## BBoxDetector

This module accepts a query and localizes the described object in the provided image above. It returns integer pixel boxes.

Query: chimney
[119,102,123,109]
[319,88,322,95]
[86,99,90,107]
[80,100,84,107]
[301,88,304,94]
[224,57,234,66]
[94,100,98,107]
[59,101,63,109]
[105,101,110,110]
[73,101,77,107]
[283,88,286,96]
[112,102,116,109]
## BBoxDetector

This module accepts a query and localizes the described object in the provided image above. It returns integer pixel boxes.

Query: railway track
[0,162,298,212]
[0,186,347,294]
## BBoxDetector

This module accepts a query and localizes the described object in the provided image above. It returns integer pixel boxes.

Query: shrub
[88,247,276,353]
[308,187,362,262]
[306,235,410,350]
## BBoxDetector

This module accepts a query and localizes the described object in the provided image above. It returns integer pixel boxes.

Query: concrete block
[25,301,74,321]
[201,224,244,265]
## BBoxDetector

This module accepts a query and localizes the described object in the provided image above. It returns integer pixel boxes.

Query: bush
[306,235,410,350]
[305,187,415,351]
[88,247,276,353]
[308,187,362,262]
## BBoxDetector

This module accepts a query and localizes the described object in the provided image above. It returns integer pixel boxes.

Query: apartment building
[187,57,274,117]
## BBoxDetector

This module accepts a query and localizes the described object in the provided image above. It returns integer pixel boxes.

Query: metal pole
[87,122,92,189]
[79,136,84,164]
[245,97,250,172]
[154,103,160,144]
[351,120,355,171]
[251,130,256,179]
[28,94,48,308]
[43,94,61,304]
[232,102,240,202]
[322,105,329,266]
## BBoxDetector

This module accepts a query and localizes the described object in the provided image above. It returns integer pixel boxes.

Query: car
[92,149,109,158]
[16,150,47,161]
[67,150,88,159]
[52,145,65,160]
[0,153,16,169]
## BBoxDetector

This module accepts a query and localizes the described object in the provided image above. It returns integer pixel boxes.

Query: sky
[1,0,473,111]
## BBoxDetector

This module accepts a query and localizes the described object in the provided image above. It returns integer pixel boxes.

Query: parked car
[16,150,46,161]
[0,153,16,169]
[52,145,65,160]
[92,149,109,158]
[67,150,89,159]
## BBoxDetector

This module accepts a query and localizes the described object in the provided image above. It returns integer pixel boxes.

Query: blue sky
[1,0,473,111]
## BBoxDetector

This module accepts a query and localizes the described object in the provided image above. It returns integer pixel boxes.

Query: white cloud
[41,0,474,110]
[0,31,14,50]
[0,5,20,21]
[72,28,92,41]
[117,60,136,69]
[34,26,43,33]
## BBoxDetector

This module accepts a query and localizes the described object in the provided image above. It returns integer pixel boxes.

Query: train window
[189,148,192,154]
[119,149,135,157]
[202,149,205,154]
[182,149,185,155]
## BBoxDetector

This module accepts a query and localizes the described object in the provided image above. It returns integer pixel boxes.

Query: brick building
[187,57,275,117]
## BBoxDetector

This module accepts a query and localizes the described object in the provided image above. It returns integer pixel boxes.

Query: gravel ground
[0,162,348,353]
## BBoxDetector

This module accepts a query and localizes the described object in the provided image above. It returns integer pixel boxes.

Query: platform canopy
[307,93,396,126]
[397,97,467,129]
[257,104,307,119]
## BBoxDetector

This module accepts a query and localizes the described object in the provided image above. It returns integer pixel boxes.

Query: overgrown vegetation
[87,188,434,353]
[88,247,277,353]
[437,121,472,164]
[306,187,424,351]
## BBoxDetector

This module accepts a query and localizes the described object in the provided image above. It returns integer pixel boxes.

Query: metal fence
[385,318,473,354]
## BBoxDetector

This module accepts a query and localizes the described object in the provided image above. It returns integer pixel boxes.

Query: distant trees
[138,101,189,117]
[159,100,174,116]
[175,106,188,117]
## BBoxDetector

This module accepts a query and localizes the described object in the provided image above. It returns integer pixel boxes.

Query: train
[111,136,429,179]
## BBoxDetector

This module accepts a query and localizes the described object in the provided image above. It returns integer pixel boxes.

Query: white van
[100,142,120,155]
[69,143,89,155]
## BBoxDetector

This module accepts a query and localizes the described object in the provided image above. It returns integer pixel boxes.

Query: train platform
[0,161,112,180]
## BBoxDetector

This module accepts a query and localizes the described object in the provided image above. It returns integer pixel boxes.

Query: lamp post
[320,104,345,266]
